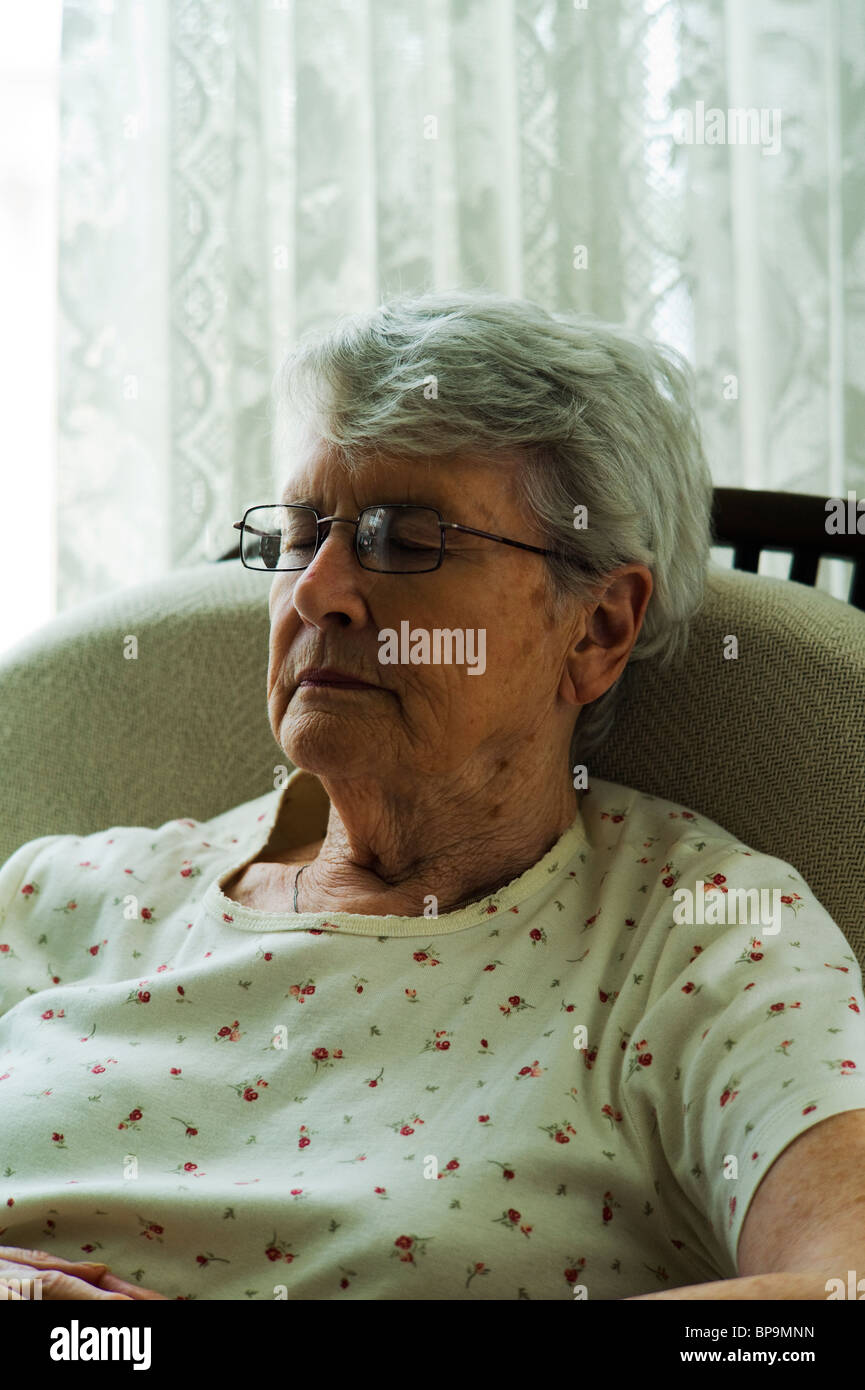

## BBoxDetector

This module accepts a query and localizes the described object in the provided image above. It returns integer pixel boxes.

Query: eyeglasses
[232,504,555,573]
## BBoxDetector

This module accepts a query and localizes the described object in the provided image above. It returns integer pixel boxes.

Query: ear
[558,565,653,708]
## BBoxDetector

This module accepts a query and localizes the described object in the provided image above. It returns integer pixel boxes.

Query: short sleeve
[619,843,865,1275]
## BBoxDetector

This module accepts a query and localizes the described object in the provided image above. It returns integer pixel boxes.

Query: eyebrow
[275,491,501,531]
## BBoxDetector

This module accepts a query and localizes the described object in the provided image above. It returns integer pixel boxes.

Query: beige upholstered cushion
[1,561,862,969]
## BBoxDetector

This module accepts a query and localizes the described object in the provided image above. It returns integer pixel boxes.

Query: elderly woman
[0,290,863,1305]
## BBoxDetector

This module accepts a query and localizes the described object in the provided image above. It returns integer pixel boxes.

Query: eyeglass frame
[231,502,555,573]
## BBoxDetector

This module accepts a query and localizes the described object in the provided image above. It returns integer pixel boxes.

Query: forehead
[278,439,522,525]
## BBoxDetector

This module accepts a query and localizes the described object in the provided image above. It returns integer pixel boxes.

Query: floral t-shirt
[0,769,863,1302]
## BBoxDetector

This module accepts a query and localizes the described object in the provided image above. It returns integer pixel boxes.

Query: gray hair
[271,289,714,768]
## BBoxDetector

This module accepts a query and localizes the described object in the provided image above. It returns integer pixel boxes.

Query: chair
[710,486,865,610]
[1,490,863,971]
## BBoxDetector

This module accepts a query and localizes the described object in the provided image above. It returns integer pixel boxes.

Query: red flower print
[507,1209,520,1223]
[170,1067,181,1076]
[508,996,521,1006]
[480,1039,488,1048]
[41,1010,54,1020]
[243,1088,258,1102]
[638,1053,652,1066]
[478,1115,489,1123]
[395,1235,413,1250]
[803,1104,817,1115]
[299,1136,310,1149]
[141,908,152,921]
[129,1109,143,1121]
[138,991,150,1003]
[21,884,34,895]
[264,953,273,961]
[183,1163,197,1172]
[400,1125,414,1136]
[177,986,185,996]
[413,952,428,962]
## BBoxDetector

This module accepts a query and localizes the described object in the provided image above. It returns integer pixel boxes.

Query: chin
[280,717,391,780]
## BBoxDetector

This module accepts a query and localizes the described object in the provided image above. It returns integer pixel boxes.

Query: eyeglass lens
[241,505,443,572]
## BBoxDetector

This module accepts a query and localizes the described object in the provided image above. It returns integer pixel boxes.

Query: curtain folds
[56,0,865,610]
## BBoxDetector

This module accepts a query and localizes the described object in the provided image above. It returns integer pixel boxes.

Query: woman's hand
[0,1246,169,1299]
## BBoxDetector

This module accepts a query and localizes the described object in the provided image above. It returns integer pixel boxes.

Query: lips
[297,666,375,688]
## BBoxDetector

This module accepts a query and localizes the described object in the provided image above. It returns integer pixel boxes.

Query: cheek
[527,581,558,632]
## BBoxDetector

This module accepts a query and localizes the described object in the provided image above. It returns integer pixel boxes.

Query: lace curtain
[57,0,865,611]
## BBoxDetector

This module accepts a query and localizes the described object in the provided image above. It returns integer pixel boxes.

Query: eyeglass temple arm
[233,520,273,540]
[443,522,553,556]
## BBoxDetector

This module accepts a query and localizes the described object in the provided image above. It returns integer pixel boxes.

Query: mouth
[298,678,374,690]
[296,666,377,691]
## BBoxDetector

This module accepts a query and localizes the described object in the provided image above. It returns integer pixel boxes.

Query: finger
[0,1247,111,1282]
[94,1269,170,1300]
[0,1247,167,1300]
[0,1260,131,1300]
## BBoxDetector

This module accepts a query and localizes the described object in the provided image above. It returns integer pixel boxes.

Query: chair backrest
[1,560,863,970]
[711,486,865,609]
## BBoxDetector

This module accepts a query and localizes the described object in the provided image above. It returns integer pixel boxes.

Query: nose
[289,517,372,628]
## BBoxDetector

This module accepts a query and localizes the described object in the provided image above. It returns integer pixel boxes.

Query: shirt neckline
[202,767,589,937]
